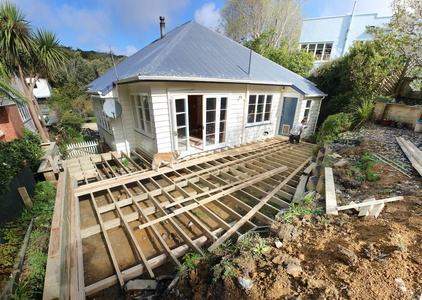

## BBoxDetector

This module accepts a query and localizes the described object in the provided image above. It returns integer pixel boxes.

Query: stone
[124,279,157,292]
[237,277,253,290]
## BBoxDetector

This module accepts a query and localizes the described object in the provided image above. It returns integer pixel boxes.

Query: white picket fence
[66,140,100,158]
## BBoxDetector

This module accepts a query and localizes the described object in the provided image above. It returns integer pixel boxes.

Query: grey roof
[87,21,325,97]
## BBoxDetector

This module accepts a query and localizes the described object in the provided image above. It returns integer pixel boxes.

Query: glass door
[203,96,227,149]
[174,97,189,152]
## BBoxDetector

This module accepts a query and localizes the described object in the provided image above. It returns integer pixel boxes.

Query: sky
[9,0,393,56]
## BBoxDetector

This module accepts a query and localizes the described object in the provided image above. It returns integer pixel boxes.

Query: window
[303,100,312,119]
[247,94,272,124]
[92,97,112,133]
[17,104,31,122]
[131,94,153,137]
[300,42,333,61]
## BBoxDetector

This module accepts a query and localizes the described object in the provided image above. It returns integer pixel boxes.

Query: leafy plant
[280,203,324,221]
[0,129,44,192]
[349,96,375,129]
[212,259,236,282]
[176,251,210,276]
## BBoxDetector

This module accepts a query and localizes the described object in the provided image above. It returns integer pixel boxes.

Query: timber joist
[48,138,314,298]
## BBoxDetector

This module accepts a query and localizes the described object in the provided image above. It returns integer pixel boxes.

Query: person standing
[289,119,307,143]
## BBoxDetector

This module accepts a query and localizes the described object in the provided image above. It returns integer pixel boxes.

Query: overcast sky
[9,0,393,56]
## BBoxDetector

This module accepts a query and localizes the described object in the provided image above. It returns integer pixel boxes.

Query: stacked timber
[396,137,422,176]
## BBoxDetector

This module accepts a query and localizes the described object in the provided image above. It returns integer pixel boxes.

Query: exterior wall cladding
[0,105,24,142]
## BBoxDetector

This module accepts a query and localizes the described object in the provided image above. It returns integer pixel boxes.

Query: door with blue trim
[278,97,298,135]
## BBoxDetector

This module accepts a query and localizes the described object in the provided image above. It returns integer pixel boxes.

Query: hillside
[156,123,422,300]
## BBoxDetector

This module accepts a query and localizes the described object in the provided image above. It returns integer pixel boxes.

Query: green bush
[58,110,84,132]
[0,129,44,192]
[316,112,353,146]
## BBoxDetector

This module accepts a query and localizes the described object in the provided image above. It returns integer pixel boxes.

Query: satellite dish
[103,99,122,119]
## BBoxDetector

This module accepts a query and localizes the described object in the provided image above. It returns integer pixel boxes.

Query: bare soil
[158,123,422,300]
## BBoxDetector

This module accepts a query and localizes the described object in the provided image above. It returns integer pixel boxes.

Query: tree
[0,2,68,142]
[0,62,26,104]
[309,40,399,124]
[367,0,422,94]
[219,0,303,51]
[245,31,314,77]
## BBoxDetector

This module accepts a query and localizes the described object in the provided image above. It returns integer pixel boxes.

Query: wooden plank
[325,168,338,215]
[108,188,155,278]
[370,202,385,218]
[84,225,230,296]
[292,175,308,203]
[18,187,33,208]
[89,192,125,287]
[303,162,316,175]
[121,151,143,171]
[43,172,65,300]
[208,158,311,252]
[396,137,422,176]
[337,196,403,211]
[137,165,289,230]
[358,197,376,217]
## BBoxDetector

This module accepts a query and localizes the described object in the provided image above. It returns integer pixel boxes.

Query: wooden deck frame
[50,139,318,298]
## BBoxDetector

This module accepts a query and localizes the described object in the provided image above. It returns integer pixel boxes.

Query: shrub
[349,97,375,129]
[0,129,44,192]
[316,112,353,146]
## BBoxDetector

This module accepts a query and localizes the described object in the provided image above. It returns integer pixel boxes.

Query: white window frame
[130,94,153,138]
[92,97,112,134]
[300,42,333,61]
[247,94,273,125]
[303,100,312,119]
[17,104,31,122]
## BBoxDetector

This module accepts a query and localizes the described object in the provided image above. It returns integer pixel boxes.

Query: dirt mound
[160,123,422,300]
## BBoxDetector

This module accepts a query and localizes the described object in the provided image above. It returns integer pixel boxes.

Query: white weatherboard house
[87,20,326,157]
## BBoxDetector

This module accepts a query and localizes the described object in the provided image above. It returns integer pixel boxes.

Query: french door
[172,95,227,152]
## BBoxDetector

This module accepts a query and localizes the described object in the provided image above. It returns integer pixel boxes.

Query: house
[300,11,391,68]
[87,20,326,157]
[26,78,53,116]
[0,98,36,142]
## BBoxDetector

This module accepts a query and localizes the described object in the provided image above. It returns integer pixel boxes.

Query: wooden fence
[66,140,100,158]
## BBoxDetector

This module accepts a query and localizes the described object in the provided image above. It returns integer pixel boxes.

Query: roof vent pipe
[160,16,165,38]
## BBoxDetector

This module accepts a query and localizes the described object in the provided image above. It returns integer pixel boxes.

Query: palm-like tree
[0,62,27,103]
[0,1,68,142]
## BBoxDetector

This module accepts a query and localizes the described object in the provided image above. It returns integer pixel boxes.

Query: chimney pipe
[160,16,165,38]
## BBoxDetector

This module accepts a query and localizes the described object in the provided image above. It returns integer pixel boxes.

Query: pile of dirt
[159,123,422,300]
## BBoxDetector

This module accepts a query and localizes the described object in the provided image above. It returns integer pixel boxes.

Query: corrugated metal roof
[87,21,325,97]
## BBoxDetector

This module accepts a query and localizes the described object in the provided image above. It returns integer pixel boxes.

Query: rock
[286,263,302,277]
[124,279,157,292]
[334,159,349,167]
[237,277,253,290]
[275,239,283,248]
[335,244,358,266]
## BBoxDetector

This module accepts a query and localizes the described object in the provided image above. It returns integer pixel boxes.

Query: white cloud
[194,2,220,29]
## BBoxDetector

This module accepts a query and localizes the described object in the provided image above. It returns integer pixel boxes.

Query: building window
[247,94,272,124]
[130,94,153,137]
[92,97,112,133]
[17,104,31,122]
[303,100,312,118]
[301,42,333,61]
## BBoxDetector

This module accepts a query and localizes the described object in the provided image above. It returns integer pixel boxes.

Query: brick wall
[0,105,24,142]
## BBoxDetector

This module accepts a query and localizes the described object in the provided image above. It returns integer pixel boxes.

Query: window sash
[17,104,31,122]
[131,94,153,136]
[247,94,272,124]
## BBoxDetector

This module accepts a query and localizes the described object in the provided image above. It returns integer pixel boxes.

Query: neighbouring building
[0,98,36,142]
[300,11,391,68]
[87,20,326,157]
